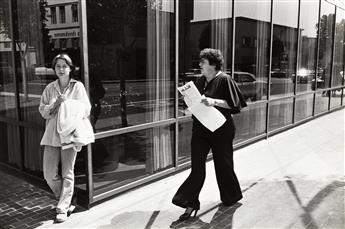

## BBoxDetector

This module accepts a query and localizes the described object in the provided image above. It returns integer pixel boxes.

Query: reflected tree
[333,18,345,82]
[0,0,52,101]
[87,0,146,128]
[317,13,335,68]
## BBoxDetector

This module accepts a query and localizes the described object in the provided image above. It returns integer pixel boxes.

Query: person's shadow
[170,202,242,229]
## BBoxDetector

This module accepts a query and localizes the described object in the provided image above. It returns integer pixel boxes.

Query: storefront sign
[50,28,80,39]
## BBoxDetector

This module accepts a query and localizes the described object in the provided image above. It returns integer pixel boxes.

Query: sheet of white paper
[178,81,226,132]
[177,81,201,107]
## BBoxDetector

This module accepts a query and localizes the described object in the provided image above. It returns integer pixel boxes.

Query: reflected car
[292,68,315,83]
[271,70,290,78]
[232,72,267,101]
[181,70,267,101]
[35,66,80,81]
[311,76,325,90]
[34,66,55,80]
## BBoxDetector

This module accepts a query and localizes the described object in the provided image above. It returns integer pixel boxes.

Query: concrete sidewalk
[1,109,344,229]
[38,108,344,229]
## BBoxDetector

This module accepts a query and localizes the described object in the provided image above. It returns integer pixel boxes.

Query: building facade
[0,0,344,207]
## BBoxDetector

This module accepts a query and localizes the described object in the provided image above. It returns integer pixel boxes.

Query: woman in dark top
[172,48,247,221]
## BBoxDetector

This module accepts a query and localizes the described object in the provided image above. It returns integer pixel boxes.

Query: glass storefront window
[13,0,82,125]
[314,91,329,114]
[332,8,345,87]
[23,127,44,173]
[330,89,342,108]
[0,0,16,119]
[178,0,232,116]
[271,0,298,98]
[178,119,192,164]
[234,0,270,102]
[233,102,266,144]
[8,0,82,176]
[74,147,88,192]
[296,0,319,93]
[317,1,335,90]
[92,125,175,190]
[87,1,175,132]
[295,94,314,122]
[269,98,293,131]
[0,122,21,168]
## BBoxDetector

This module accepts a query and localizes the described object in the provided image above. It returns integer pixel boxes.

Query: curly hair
[199,48,224,71]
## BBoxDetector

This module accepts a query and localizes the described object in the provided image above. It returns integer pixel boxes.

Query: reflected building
[0,0,344,208]
[47,0,80,65]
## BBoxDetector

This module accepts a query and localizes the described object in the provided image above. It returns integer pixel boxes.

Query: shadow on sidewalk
[285,177,345,228]
[170,202,242,229]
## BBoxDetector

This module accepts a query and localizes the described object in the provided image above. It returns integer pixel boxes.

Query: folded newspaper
[178,81,226,132]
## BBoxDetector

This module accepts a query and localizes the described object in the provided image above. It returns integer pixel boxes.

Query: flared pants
[172,118,242,210]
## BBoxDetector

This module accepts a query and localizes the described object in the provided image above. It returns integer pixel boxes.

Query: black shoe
[179,208,198,221]
[67,204,76,216]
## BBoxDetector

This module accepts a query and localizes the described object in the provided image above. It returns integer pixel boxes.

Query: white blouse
[39,79,91,147]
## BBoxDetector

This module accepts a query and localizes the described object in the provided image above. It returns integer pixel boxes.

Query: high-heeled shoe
[179,208,198,221]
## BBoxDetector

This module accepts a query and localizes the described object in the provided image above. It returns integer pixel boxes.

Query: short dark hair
[199,48,224,71]
[52,53,76,77]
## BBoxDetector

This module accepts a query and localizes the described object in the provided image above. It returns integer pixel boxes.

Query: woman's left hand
[201,95,216,106]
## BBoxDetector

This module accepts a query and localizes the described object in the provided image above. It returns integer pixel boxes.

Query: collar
[53,78,77,94]
[205,71,222,82]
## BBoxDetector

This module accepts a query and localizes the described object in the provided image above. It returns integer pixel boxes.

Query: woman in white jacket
[39,53,91,223]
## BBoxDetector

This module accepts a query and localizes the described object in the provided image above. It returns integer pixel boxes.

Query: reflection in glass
[317,1,335,89]
[330,89,342,108]
[92,125,174,190]
[332,8,345,87]
[314,91,329,114]
[8,0,82,175]
[0,0,16,119]
[74,147,88,191]
[87,1,175,132]
[269,98,293,131]
[270,0,298,97]
[23,127,44,172]
[295,94,313,122]
[178,120,192,164]
[178,0,232,116]
[234,0,270,102]
[0,122,21,168]
[233,102,266,144]
[296,0,319,93]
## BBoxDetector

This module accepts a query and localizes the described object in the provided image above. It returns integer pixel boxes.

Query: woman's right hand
[50,95,65,114]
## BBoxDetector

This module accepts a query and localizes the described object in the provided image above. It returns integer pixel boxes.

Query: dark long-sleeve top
[194,71,247,120]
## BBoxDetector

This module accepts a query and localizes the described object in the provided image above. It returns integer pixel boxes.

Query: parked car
[35,66,80,81]
[271,70,290,78]
[291,68,315,83]
[180,70,267,101]
[34,66,55,81]
[232,71,267,101]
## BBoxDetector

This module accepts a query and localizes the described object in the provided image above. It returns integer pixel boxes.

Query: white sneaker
[55,212,68,223]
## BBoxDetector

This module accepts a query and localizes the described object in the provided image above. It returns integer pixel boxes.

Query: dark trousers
[172,118,242,210]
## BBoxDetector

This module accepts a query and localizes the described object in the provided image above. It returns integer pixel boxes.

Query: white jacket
[57,99,95,152]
